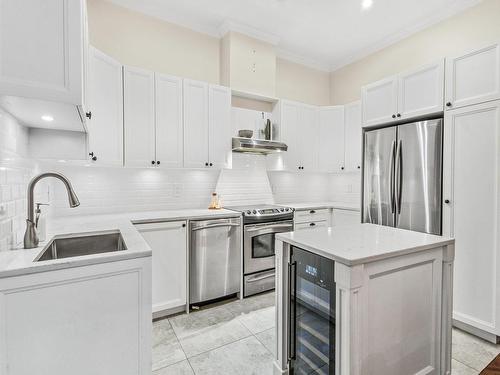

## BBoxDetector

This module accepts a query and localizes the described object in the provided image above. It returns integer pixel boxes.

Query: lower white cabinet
[331,209,360,226]
[294,221,328,231]
[0,257,152,375]
[294,208,330,230]
[444,100,500,337]
[136,221,187,316]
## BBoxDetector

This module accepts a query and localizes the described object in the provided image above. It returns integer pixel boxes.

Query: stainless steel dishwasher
[190,217,241,305]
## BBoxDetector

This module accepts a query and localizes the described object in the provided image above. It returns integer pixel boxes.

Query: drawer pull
[309,210,316,214]
[310,222,316,227]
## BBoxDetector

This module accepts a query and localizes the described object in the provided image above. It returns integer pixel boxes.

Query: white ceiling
[108,0,482,71]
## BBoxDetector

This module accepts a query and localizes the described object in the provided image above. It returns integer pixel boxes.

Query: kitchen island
[274,223,455,375]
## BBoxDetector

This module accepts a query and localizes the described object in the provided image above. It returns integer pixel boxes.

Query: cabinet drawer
[294,208,330,223]
[294,221,328,231]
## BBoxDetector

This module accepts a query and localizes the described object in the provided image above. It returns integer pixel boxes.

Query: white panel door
[87,47,123,166]
[136,221,187,314]
[280,100,301,171]
[443,100,500,335]
[0,0,84,105]
[446,43,500,110]
[362,76,398,127]
[298,104,319,171]
[318,106,345,173]
[208,84,232,168]
[155,74,183,168]
[183,79,209,168]
[123,66,156,167]
[398,60,445,119]
[344,101,362,172]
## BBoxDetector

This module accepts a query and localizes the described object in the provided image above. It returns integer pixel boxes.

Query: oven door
[244,220,294,275]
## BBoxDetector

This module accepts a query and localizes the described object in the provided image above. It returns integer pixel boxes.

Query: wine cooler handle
[288,261,297,362]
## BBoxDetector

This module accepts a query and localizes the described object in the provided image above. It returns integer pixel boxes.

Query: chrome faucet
[24,172,80,249]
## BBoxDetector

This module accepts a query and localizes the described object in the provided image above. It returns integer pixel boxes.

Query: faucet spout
[24,172,80,249]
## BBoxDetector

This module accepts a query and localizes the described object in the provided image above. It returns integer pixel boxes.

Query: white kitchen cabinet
[155,74,184,168]
[446,43,500,110]
[398,61,444,119]
[86,47,123,165]
[136,221,187,317]
[280,100,300,171]
[208,85,232,168]
[362,76,398,127]
[123,66,156,167]
[318,106,345,173]
[443,100,500,337]
[0,0,86,105]
[0,257,152,375]
[344,101,362,172]
[331,209,360,226]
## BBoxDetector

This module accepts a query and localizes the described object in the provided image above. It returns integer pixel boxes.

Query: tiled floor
[152,291,500,374]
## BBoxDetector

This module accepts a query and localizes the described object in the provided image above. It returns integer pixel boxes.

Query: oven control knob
[246,210,251,214]
[252,210,257,214]
[285,208,289,211]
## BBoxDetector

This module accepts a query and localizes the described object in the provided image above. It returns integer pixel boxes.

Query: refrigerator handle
[395,140,403,215]
[389,140,396,214]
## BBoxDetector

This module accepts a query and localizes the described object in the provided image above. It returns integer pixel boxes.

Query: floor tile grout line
[452,356,486,373]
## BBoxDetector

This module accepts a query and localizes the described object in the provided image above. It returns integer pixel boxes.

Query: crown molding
[218,20,281,46]
[276,48,331,72]
[329,0,484,71]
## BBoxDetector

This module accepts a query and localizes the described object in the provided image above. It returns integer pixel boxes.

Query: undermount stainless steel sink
[34,231,127,262]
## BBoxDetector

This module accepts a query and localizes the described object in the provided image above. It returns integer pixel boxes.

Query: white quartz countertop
[276,223,454,266]
[281,201,361,212]
[0,208,240,279]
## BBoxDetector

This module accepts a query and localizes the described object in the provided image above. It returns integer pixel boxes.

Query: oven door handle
[246,223,293,232]
[246,272,275,283]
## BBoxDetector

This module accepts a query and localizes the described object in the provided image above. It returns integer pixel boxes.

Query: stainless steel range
[225,204,294,297]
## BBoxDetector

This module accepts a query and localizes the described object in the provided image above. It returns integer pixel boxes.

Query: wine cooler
[288,246,336,375]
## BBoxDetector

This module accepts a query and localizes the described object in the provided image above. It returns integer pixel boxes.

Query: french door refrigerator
[362,119,443,235]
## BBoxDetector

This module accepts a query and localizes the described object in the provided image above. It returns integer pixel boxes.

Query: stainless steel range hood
[232,137,288,154]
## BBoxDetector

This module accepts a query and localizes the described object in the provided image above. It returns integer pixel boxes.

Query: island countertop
[276,223,454,266]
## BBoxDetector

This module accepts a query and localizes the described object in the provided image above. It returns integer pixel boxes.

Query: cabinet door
[208,84,231,168]
[136,221,187,314]
[123,66,156,167]
[331,209,360,226]
[280,100,301,171]
[298,104,319,171]
[446,43,500,110]
[87,47,123,166]
[344,101,362,172]
[443,100,500,335]
[0,0,84,105]
[183,79,209,168]
[318,106,344,173]
[155,74,183,168]
[398,61,444,119]
[362,76,398,127]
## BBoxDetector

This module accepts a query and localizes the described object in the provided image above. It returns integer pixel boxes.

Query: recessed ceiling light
[41,115,54,122]
[362,0,373,10]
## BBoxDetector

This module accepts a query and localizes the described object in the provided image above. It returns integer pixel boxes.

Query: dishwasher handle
[191,222,240,231]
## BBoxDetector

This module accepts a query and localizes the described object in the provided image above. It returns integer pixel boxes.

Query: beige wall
[330,0,500,105]
[276,58,330,106]
[87,0,220,83]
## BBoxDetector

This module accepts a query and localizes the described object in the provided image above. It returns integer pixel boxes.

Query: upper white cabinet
[446,43,500,110]
[344,101,362,172]
[155,74,184,168]
[87,47,123,165]
[136,221,187,317]
[443,100,500,336]
[123,67,184,168]
[123,66,156,168]
[0,0,86,106]
[183,79,231,169]
[362,76,398,127]
[362,60,445,127]
[318,106,344,173]
[398,62,444,119]
[280,100,318,171]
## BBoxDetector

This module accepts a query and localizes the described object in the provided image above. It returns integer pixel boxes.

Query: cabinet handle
[357,165,361,169]
[86,111,92,120]
[341,166,345,170]
[151,161,156,165]
[209,162,213,167]
[444,199,450,204]
[89,152,97,161]
[446,102,452,107]
[157,161,161,165]
[310,210,316,214]
[397,113,401,118]
[392,114,396,119]
[309,222,316,227]
[182,223,186,228]
[205,162,209,167]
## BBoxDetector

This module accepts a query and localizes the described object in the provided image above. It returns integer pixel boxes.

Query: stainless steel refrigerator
[362,119,443,235]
